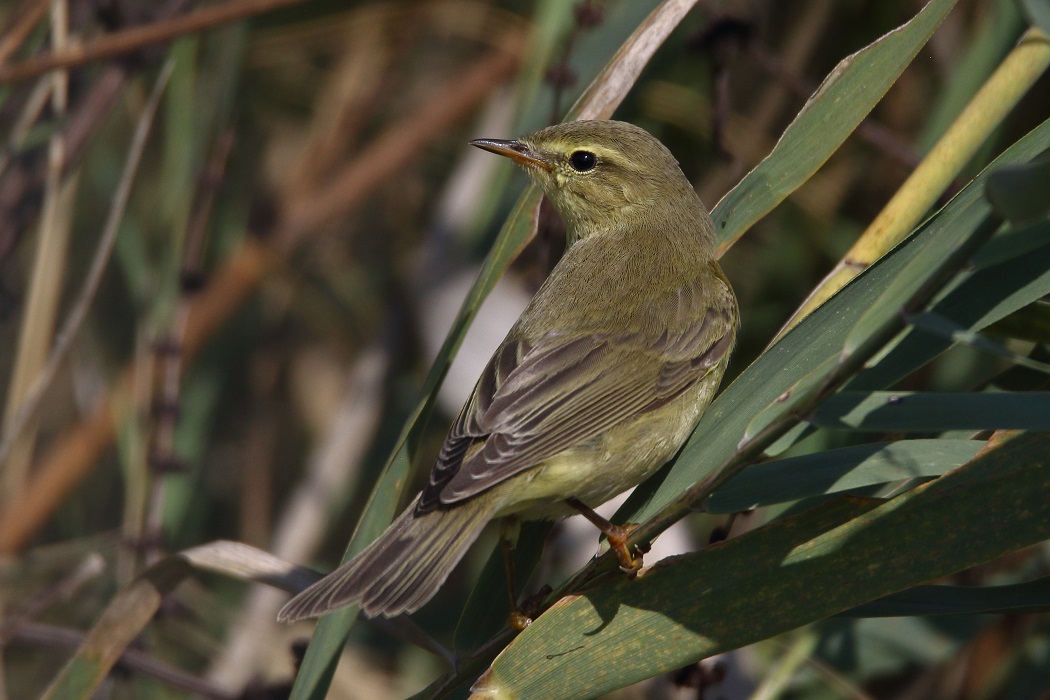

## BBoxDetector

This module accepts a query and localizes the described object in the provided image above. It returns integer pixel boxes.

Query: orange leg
[567,497,644,574]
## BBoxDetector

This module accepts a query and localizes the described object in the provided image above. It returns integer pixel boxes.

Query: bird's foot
[566,497,651,575]
[605,522,648,575]
[509,610,532,631]
[507,584,552,631]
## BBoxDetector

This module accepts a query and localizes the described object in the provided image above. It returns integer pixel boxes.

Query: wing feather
[417,270,736,512]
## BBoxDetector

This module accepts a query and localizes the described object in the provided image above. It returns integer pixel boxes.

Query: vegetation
[0,1,1048,698]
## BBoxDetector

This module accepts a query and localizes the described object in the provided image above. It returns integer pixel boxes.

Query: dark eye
[569,150,597,172]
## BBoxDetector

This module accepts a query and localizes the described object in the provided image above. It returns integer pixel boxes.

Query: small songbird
[279,120,738,622]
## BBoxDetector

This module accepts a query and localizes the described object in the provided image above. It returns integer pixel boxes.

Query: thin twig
[10,622,237,699]
[0,61,173,468]
[0,0,49,65]
[0,75,52,180]
[0,66,127,260]
[0,1,186,262]
[143,128,237,563]
[0,553,105,644]
[0,0,311,84]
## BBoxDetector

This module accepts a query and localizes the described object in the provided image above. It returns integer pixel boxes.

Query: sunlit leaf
[711,0,958,251]
[473,433,1050,700]
[622,117,1050,526]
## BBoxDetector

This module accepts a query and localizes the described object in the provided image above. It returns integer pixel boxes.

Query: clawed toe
[606,522,646,575]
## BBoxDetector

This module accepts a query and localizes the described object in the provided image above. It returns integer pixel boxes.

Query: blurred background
[0,0,1048,697]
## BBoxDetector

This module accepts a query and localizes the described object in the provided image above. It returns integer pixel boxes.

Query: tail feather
[278,495,499,621]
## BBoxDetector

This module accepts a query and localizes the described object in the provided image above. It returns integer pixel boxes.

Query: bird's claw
[508,584,551,632]
[606,522,646,576]
[509,611,532,631]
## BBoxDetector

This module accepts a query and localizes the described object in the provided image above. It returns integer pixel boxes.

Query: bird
[278,120,738,622]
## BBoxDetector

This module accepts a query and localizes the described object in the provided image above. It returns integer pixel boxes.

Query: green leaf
[918,1,1024,150]
[986,157,1050,224]
[707,439,981,513]
[621,115,1050,528]
[850,234,1050,390]
[839,194,1001,358]
[710,0,958,251]
[1022,0,1050,34]
[811,391,1050,431]
[907,311,1050,374]
[738,355,838,445]
[972,220,1050,268]
[986,300,1050,343]
[843,576,1050,617]
[473,433,1050,700]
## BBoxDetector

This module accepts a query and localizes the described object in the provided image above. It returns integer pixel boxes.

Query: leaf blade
[475,433,1050,700]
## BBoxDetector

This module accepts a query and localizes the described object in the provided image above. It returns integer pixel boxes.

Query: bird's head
[471,120,700,240]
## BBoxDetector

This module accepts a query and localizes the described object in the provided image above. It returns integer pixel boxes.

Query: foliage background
[0,0,1048,698]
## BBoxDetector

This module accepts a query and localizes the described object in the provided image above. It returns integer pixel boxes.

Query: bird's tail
[278,494,500,621]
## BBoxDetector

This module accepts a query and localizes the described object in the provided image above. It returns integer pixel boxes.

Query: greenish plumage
[279,120,738,622]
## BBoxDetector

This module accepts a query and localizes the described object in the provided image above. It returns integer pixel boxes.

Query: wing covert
[418,270,736,512]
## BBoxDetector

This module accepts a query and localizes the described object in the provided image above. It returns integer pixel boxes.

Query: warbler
[279,120,738,621]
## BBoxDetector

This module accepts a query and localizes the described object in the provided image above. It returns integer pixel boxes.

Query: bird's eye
[568,150,597,172]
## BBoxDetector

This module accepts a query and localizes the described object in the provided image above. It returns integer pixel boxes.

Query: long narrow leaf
[472,433,1050,700]
[811,391,1050,431]
[620,117,1050,527]
[710,0,957,252]
[851,232,1050,390]
[843,576,1050,617]
[707,439,981,513]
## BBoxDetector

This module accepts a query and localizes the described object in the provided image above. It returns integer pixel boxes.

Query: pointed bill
[470,138,554,172]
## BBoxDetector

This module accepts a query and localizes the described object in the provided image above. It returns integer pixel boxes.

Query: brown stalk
[139,129,238,562]
[0,0,189,260]
[0,0,311,84]
[0,37,523,555]
[0,0,49,65]
[277,32,524,248]
[2,0,76,503]
[0,62,172,474]
[694,0,834,204]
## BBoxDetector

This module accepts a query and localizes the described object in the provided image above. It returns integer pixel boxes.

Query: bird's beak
[470,138,554,172]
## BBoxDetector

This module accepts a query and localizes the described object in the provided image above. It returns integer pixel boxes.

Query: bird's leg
[566,497,645,574]
[499,519,532,631]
